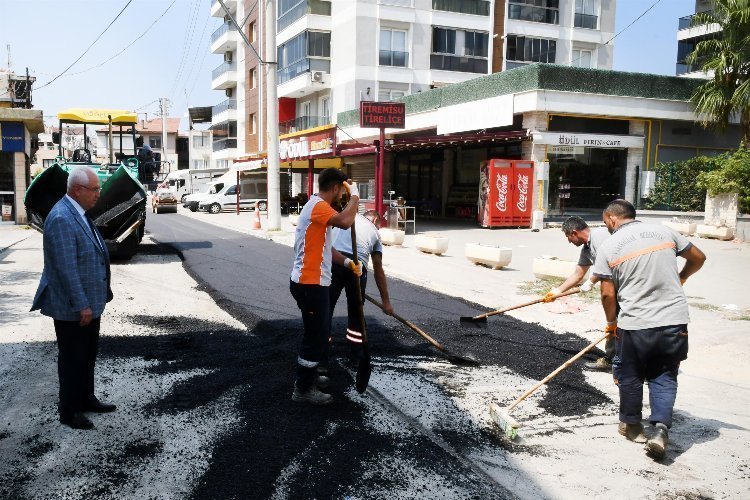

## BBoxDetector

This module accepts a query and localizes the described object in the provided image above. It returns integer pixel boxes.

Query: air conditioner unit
[311,71,324,83]
[225,88,233,98]
[224,51,233,63]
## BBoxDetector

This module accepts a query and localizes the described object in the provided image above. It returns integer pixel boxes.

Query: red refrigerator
[478,159,534,228]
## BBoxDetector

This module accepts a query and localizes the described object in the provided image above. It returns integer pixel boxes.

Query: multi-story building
[95,117,181,166]
[210,0,246,169]
[31,126,86,173]
[676,0,718,78]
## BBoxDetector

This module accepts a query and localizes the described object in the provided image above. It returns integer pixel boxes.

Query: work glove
[344,258,362,277]
[580,279,595,293]
[604,322,617,338]
[542,287,561,303]
[344,181,359,199]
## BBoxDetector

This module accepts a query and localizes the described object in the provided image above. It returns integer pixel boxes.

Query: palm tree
[687,0,750,144]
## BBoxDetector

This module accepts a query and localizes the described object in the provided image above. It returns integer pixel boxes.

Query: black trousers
[54,317,101,416]
[326,262,368,367]
[289,280,330,390]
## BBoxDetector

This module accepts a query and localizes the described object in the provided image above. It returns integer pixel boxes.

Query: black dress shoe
[85,398,117,413]
[60,412,94,430]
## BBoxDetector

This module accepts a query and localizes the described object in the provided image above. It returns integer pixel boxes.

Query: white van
[198,177,268,214]
[182,181,225,212]
[166,168,228,202]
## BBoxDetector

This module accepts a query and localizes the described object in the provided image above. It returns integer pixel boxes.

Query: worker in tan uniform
[592,200,705,459]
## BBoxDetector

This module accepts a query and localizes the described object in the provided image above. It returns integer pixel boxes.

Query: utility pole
[159,97,170,165]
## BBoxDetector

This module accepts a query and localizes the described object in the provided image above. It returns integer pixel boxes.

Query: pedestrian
[289,168,362,405]
[592,199,705,459]
[543,215,613,371]
[31,166,116,430]
[328,210,394,369]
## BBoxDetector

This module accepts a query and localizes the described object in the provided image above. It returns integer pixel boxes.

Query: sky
[0,0,695,130]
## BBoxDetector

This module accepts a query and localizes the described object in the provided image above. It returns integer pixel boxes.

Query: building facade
[676,0,718,78]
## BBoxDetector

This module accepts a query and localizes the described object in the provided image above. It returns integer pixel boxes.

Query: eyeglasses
[76,184,101,193]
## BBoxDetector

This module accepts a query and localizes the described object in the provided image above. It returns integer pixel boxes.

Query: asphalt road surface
[144,213,609,499]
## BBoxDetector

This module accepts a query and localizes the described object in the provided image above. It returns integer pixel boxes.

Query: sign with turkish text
[0,122,25,152]
[531,131,644,149]
[359,101,406,129]
[279,128,335,161]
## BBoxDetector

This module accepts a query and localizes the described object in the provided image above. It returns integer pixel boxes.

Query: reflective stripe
[297,356,318,368]
[346,328,363,344]
[608,242,676,269]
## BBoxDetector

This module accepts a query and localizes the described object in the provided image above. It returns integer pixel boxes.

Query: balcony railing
[211,23,236,43]
[508,4,559,25]
[574,13,598,29]
[379,50,409,67]
[278,0,332,33]
[213,138,237,151]
[277,58,330,84]
[212,99,237,116]
[430,54,488,74]
[212,61,236,80]
[432,0,489,16]
[279,115,330,135]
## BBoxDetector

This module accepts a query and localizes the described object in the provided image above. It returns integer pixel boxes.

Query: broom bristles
[489,403,520,440]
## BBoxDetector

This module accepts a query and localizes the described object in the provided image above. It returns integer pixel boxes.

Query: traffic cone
[250,202,261,229]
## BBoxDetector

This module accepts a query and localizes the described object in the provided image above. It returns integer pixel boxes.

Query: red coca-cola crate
[478,159,534,228]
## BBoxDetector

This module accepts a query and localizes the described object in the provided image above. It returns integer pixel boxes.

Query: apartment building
[676,0,717,78]
[210,0,247,168]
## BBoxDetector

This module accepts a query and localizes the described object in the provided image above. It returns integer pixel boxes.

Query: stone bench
[696,224,734,241]
[532,256,588,281]
[414,233,449,255]
[379,228,405,246]
[465,243,512,270]
[662,220,696,236]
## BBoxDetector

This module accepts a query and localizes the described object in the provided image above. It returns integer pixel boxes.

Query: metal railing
[508,4,559,25]
[574,13,598,29]
[212,61,236,80]
[277,58,330,84]
[430,54,488,74]
[211,23,236,43]
[212,99,237,116]
[212,138,237,151]
[279,115,331,134]
[379,50,409,67]
[278,0,331,32]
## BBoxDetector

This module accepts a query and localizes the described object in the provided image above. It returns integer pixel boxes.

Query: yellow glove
[604,322,617,336]
[344,258,362,277]
[542,288,561,303]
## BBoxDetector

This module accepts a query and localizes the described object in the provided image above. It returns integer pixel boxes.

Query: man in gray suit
[32,166,116,430]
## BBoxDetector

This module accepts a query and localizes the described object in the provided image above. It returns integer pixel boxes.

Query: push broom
[489,330,611,439]
[460,287,582,328]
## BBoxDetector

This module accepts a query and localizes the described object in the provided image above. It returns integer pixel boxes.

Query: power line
[181,11,213,97]
[34,0,134,91]
[169,0,203,98]
[67,0,177,77]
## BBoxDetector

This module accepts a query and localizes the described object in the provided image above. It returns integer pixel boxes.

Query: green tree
[643,156,722,211]
[687,0,750,143]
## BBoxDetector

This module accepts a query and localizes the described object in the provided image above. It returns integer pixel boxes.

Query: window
[249,68,257,89]
[574,0,598,29]
[249,113,257,134]
[380,28,408,67]
[149,136,162,149]
[226,185,237,195]
[431,27,489,73]
[277,31,331,83]
[192,133,209,148]
[506,35,557,64]
[320,96,330,123]
[191,159,208,169]
[278,0,331,33]
[249,21,256,43]
[307,31,331,58]
[47,142,55,150]
[571,48,593,68]
[378,88,406,101]
[508,0,559,25]
[43,159,55,168]
[432,0,489,16]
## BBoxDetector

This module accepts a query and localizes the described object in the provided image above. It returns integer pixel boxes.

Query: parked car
[152,188,178,214]
[183,181,225,212]
[198,179,268,214]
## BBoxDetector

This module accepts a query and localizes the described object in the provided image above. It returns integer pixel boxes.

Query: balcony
[278,0,332,34]
[574,13,598,29]
[210,0,237,18]
[211,62,237,90]
[508,4,559,25]
[379,50,409,67]
[211,23,239,54]
[430,54,488,74]
[212,99,237,123]
[213,138,237,152]
[432,0,489,16]
[279,115,330,135]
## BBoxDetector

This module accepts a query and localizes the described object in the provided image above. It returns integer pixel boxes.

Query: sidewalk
[0,225,36,254]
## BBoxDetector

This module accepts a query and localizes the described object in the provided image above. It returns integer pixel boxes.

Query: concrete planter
[288,214,300,226]
[414,233,449,255]
[662,220,696,236]
[532,256,588,281]
[379,228,405,246]
[704,192,739,229]
[696,224,735,241]
[465,243,512,269]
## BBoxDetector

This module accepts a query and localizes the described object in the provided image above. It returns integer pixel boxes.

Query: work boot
[584,357,612,372]
[292,384,333,405]
[645,423,669,459]
[618,422,647,443]
[315,375,330,390]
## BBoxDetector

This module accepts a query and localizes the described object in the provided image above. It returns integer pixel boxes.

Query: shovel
[350,223,372,394]
[460,287,582,328]
[365,294,480,366]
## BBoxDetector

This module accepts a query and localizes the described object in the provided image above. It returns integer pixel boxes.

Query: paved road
[145,213,608,498]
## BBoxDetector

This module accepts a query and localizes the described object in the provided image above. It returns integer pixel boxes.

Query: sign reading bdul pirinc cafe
[279,127,336,161]
[359,102,406,129]
[530,131,645,149]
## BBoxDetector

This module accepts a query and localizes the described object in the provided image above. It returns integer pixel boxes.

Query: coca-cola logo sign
[495,173,508,212]
[517,173,529,213]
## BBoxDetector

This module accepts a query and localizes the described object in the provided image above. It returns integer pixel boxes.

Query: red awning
[387,130,528,152]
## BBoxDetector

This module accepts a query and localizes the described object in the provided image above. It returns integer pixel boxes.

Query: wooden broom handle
[481,287,581,319]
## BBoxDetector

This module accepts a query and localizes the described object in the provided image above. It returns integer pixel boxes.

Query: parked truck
[165,168,228,203]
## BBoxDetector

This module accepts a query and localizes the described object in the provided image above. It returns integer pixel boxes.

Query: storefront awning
[387,130,528,152]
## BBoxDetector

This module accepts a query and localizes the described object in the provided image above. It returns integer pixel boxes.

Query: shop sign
[550,145,584,155]
[279,128,335,161]
[531,131,644,149]
[359,101,405,129]
[0,122,25,152]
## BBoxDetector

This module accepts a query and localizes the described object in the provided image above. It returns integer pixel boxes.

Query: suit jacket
[31,196,113,321]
